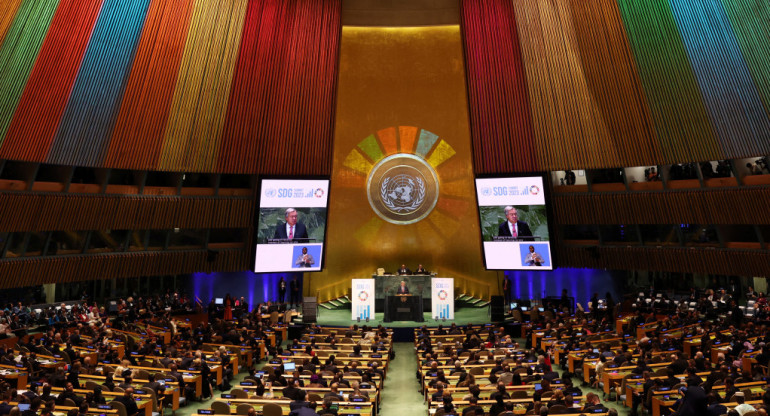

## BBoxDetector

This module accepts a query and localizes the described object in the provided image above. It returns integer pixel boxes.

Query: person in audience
[707,392,727,416]
[0,391,13,416]
[20,398,40,416]
[289,390,311,412]
[89,386,106,406]
[461,396,483,416]
[489,395,506,416]
[115,388,139,416]
[581,393,608,413]
[317,398,336,416]
[732,392,756,416]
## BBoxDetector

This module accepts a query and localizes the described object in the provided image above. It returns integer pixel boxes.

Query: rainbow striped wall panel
[669,0,770,157]
[721,0,770,119]
[46,0,152,167]
[0,0,103,161]
[0,0,341,175]
[462,0,770,172]
[104,0,196,170]
[158,0,248,172]
[0,0,60,148]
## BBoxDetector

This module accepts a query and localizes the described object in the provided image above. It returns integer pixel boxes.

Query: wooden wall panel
[0,249,248,289]
[552,187,770,225]
[0,194,254,232]
[555,244,770,277]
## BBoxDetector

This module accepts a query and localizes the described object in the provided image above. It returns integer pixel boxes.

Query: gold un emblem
[366,153,439,225]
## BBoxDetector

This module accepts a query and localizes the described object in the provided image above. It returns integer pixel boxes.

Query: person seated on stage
[396,281,410,294]
[415,264,428,274]
[397,264,411,275]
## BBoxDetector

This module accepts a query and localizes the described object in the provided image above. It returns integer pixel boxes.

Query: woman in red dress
[224,294,233,320]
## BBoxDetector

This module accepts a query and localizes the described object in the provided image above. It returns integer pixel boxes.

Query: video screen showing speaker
[254,178,330,273]
[475,175,553,270]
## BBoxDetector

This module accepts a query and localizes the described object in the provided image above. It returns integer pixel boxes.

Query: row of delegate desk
[195,326,394,416]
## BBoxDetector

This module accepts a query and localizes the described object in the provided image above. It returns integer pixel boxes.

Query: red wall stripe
[0,0,102,162]
[460,0,537,174]
[217,0,341,174]
[104,0,195,170]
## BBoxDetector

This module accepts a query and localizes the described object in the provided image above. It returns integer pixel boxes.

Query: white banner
[431,277,454,320]
[351,279,375,321]
[475,176,546,206]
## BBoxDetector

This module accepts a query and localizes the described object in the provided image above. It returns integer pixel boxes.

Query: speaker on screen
[491,295,505,322]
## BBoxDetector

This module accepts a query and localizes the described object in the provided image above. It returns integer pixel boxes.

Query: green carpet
[380,343,426,415]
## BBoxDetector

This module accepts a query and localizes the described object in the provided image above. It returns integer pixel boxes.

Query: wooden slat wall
[0,194,253,232]
[0,249,247,289]
[555,245,770,276]
[552,187,770,225]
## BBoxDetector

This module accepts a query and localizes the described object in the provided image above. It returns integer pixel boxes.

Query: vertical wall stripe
[0,0,60,148]
[512,0,617,170]
[217,0,341,174]
[47,0,151,166]
[0,0,24,44]
[159,0,247,172]
[567,0,662,167]
[105,0,196,170]
[459,0,537,174]
[0,0,103,162]
[616,0,721,163]
[668,0,770,157]
[719,0,770,123]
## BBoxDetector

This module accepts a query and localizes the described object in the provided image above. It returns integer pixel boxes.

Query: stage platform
[315,307,493,327]
[313,306,518,342]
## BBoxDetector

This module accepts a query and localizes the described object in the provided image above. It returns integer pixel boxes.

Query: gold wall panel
[309,26,497,301]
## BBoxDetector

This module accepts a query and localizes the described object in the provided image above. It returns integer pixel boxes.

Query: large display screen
[254,179,329,273]
[475,175,553,270]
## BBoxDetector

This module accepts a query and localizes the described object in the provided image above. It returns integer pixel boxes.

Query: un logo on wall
[367,153,439,225]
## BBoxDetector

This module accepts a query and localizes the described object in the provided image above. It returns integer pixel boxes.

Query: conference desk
[383,294,423,322]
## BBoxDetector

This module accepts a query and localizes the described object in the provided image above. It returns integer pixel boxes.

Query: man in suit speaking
[498,206,532,239]
[396,281,410,294]
[274,208,309,241]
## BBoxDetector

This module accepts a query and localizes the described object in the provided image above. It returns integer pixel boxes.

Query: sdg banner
[431,277,454,320]
[351,279,375,321]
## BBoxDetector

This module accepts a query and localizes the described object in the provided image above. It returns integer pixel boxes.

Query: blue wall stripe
[47,0,151,166]
[668,0,770,157]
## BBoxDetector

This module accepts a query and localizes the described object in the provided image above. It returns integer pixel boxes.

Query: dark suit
[116,396,140,416]
[396,285,410,294]
[274,222,309,241]
[397,267,411,275]
[289,407,318,416]
[498,220,532,238]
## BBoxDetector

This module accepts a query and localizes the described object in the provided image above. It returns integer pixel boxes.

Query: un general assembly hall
[0,1,769,416]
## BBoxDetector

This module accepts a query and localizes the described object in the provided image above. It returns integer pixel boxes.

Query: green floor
[185,338,632,416]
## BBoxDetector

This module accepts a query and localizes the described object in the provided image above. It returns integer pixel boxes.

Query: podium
[384,294,424,322]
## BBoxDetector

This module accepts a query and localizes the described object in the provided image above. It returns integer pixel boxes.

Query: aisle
[380,342,426,415]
